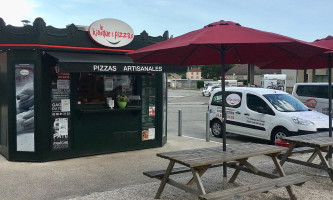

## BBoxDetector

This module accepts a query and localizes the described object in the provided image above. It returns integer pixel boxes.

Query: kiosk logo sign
[88,18,134,47]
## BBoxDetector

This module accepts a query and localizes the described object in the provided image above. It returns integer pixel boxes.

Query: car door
[224,91,244,134]
[243,93,275,139]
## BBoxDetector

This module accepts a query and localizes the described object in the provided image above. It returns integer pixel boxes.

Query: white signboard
[88,18,134,47]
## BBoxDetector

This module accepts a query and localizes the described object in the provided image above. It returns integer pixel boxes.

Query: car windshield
[263,94,308,112]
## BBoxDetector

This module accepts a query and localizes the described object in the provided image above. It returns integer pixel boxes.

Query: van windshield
[263,94,308,112]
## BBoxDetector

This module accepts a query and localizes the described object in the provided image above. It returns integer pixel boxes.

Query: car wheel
[271,128,289,144]
[211,120,222,138]
[208,92,211,97]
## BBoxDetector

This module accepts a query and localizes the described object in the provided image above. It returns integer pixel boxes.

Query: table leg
[271,155,297,200]
[273,143,296,174]
[190,168,206,195]
[187,165,210,186]
[316,148,333,182]
[307,151,318,163]
[280,143,296,166]
[229,163,244,183]
[155,160,175,199]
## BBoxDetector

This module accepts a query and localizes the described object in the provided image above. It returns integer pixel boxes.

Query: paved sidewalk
[1,135,332,200]
[0,135,220,200]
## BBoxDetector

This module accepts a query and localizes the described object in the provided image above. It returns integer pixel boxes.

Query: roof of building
[188,68,201,72]
[226,64,281,75]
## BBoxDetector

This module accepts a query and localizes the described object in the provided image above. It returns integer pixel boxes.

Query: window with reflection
[77,73,139,106]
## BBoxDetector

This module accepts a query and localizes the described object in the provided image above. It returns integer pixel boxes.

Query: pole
[247,64,251,87]
[328,53,332,168]
[220,45,227,188]
[206,112,210,142]
[303,69,307,82]
[178,110,182,136]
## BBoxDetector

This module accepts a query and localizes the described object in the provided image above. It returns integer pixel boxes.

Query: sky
[0,0,332,42]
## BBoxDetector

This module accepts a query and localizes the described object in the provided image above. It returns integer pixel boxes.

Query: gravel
[68,153,333,200]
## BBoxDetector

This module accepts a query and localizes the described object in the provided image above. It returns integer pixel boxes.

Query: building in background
[186,67,201,80]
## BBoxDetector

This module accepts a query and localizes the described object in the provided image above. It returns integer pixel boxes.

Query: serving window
[77,73,139,106]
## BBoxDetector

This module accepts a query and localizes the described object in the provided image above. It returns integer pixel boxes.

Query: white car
[202,84,220,97]
[208,87,330,143]
[292,82,332,115]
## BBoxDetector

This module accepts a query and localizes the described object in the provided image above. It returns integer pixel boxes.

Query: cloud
[0,0,37,26]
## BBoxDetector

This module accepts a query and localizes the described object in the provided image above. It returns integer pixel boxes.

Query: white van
[292,83,332,115]
[208,87,330,143]
[202,84,219,97]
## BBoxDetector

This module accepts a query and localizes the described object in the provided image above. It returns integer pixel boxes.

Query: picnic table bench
[144,143,309,200]
[279,132,333,182]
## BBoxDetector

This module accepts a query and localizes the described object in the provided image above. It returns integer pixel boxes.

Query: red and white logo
[304,98,317,109]
[226,94,241,106]
[88,18,134,48]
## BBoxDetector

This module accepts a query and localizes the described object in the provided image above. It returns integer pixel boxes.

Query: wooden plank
[227,164,280,179]
[143,161,238,179]
[316,148,333,182]
[307,151,318,163]
[271,155,296,200]
[191,168,206,195]
[199,174,310,200]
[239,159,259,174]
[187,165,210,186]
[158,144,287,168]
[274,143,296,174]
[143,166,191,178]
[155,161,175,199]
[166,178,199,195]
[285,158,327,170]
[228,163,243,183]
[282,134,333,148]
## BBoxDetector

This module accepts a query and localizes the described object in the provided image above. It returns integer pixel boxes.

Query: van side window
[296,85,333,99]
[247,94,274,115]
[296,85,319,98]
[211,91,242,108]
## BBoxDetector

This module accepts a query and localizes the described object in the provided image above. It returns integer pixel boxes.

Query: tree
[200,64,235,79]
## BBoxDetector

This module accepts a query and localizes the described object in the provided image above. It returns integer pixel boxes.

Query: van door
[223,91,244,134]
[243,93,275,139]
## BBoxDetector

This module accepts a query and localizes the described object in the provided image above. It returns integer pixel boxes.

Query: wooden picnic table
[148,143,306,200]
[280,132,333,182]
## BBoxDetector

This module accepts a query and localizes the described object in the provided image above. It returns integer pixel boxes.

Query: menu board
[141,76,156,141]
[51,69,70,150]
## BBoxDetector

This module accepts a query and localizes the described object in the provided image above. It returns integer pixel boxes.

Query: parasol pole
[328,53,332,168]
[220,44,227,187]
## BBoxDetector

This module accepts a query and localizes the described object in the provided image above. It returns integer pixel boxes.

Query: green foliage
[197,80,204,89]
[116,93,129,102]
[213,77,217,81]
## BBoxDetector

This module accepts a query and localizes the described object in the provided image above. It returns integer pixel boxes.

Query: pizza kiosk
[0,17,183,161]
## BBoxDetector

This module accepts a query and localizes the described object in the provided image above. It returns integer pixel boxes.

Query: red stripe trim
[0,44,134,52]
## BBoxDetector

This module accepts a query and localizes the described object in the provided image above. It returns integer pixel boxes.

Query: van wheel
[211,120,222,138]
[271,128,289,144]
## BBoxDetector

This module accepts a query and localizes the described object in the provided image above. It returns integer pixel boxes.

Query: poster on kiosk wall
[51,67,70,150]
[15,64,35,152]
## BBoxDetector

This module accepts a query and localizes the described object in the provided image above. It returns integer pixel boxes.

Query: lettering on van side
[246,117,265,127]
